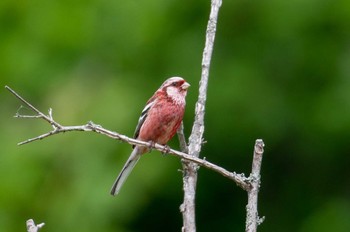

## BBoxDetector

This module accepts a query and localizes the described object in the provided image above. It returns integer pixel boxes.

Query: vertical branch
[246,139,265,232]
[180,0,222,231]
[180,161,198,232]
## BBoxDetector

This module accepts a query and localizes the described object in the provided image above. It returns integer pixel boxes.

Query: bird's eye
[171,82,177,86]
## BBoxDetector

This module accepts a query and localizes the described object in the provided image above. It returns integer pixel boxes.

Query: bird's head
[160,77,190,105]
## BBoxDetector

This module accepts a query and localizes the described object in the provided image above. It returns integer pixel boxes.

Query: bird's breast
[138,102,185,145]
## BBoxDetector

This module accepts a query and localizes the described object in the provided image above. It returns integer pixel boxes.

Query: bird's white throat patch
[166,86,186,105]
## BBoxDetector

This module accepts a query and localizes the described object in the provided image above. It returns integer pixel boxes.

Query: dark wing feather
[133,98,156,141]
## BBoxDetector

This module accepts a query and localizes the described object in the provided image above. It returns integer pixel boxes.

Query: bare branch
[181,0,222,231]
[188,0,222,156]
[18,130,59,145]
[245,139,265,232]
[5,86,61,128]
[5,85,250,190]
[15,113,43,119]
[26,219,45,232]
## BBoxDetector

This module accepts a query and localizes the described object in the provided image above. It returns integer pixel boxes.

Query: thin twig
[5,85,250,190]
[5,86,61,128]
[245,139,265,232]
[15,114,43,119]
[181,0,222,231]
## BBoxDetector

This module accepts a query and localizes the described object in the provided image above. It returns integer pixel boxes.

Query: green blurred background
[1,0,350,231]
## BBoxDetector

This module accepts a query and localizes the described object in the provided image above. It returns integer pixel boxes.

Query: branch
[181,0,222,231]
[26,219,45,232]
[245,139,265,232]
[6,86,62,128]
[188,0,221,157]
[5,85,250,190]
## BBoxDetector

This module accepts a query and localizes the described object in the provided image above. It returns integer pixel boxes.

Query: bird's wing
[133,98,156,140]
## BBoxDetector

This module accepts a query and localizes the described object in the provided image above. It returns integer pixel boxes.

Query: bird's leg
[161,144,171,155]
[147,141,156,153]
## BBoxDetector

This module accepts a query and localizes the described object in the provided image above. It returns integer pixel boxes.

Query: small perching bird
[110,77,190,196]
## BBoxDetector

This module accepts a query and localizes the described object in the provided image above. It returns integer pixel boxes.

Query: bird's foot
[147,141,156,152]
[161,145,170,155]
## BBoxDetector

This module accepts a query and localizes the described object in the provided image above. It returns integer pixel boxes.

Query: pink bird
[110,77,190,195]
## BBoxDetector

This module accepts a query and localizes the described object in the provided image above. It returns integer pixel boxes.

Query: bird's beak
[181,82,190,90]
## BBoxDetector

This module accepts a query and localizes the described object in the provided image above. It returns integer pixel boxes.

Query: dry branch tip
[26,219,45,232]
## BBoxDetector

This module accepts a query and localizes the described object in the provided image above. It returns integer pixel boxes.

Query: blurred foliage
[1,0,350,231]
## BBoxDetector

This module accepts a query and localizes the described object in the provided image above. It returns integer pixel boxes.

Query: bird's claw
[161,145,170,155]
[148,141,156,152]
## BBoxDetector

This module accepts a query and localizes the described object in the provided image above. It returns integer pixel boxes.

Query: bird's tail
[110,147,141,196]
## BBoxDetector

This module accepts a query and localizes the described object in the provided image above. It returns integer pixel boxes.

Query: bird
[110,77,190,196]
